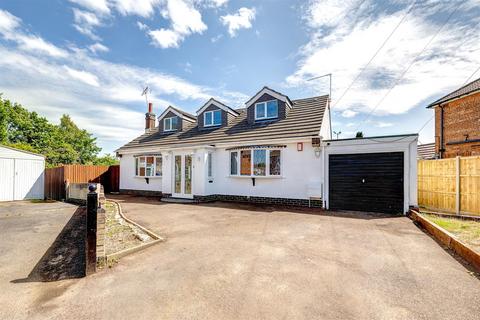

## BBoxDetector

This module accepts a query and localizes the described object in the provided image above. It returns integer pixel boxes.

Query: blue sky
[0,0,479,154]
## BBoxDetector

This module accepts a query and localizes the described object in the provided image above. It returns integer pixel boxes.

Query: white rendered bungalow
[116,87,417,214]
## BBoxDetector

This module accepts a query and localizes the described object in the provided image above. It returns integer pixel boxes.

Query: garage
[323,134,418,214]
[0,145,45,201]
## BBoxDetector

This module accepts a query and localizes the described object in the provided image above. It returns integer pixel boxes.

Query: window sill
[228,175,284,179]
[134,176,162,179]
[204,124,221,128]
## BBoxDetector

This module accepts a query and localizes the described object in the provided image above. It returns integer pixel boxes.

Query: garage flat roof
[324,133,418,143]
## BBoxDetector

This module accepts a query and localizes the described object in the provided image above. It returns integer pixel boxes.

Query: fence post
[455,156,460,215]
[86,184,98,275]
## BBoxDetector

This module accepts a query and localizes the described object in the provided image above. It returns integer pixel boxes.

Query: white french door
[172,153,193,198]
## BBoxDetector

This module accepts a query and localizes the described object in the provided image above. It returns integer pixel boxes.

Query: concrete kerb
[409,209,480,271]
[105,200,164,263]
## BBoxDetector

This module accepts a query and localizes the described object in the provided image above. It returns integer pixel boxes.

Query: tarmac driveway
[1,196,480,319]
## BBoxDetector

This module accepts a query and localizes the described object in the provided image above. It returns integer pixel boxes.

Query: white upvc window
[204,110,222,127]
[230,149,281,177]
[164,117,178,131]
[207,152,213,178]
[254,100,278,120]
[135,156,162,177]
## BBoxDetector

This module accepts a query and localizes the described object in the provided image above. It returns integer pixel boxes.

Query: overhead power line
[355,3,461,132]
[332,0,419,109]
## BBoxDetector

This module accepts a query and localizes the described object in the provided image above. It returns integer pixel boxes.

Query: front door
[172,153,193,198]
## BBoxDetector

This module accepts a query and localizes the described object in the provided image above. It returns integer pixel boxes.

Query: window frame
[204,109,222,127]
[207,152,213,178]
[163,117,177,131]
[135,155,162,177]
[254,99,278,121]
[229,148,282,177]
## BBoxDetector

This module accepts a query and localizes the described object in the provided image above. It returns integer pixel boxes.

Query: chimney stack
[145,102,155,132]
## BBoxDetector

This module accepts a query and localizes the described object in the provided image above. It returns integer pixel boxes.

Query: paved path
[1,196,479,319]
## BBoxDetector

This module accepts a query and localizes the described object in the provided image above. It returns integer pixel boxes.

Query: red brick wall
[434,91,480,158]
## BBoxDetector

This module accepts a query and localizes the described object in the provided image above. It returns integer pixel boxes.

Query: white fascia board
[157,106,195,122]
[117,136,315,155]
[196,98,239,116]
[245,88,292,109]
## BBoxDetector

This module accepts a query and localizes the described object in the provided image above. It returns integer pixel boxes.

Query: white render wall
[119,153,162,192]
[203,142,323,199]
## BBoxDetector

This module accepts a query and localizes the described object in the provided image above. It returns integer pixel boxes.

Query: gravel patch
[104,201,153,255]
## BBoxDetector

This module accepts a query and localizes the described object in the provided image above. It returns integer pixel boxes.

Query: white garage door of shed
[0,158,44,201]
[0,158,14,201]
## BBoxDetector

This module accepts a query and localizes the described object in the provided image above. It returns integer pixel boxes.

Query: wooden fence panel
[460,156,480,214]
[418,156,480,216]
[45,165,119,200]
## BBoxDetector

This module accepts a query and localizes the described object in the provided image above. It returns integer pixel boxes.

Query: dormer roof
[244,86,293,109]
[157,105,196,122]
[196,98,239,116]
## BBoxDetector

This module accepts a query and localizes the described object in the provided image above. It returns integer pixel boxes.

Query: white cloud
[88,42,109,54]
[341,109,357,118]
[220,7,256,37]
[287,1,480,119]
[72,8,103,40]
[148,28,182,49]
[112,0,160,18]
[147,0,207,48]
[206,0,229,8]
[64,66,100,87]
[305,0,363,29]
[211,34,223,43]
[137,21,148,31]
[0,9,21,33]
[68,0,111,15]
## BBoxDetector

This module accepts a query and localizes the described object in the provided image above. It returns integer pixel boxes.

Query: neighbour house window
[230,149,281,177]
[164,117,178,131]
[136,156,162,177]
[255,100,278,120]
[204,110,222,127]
[207,153,213,178]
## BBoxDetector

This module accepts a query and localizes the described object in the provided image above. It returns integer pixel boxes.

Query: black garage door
[329,152,404,214]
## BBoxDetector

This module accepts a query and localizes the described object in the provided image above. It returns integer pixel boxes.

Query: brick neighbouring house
[427,77,480,158]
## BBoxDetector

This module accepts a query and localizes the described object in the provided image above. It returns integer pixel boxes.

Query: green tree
[59,114,101,164]
[0,96,104,167]
[93,153,119,166]
[356,131,364,138]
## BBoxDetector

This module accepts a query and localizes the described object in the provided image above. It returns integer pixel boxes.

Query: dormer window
[255,100,278,120]
[204,110,222,127]
[164,117,178,131]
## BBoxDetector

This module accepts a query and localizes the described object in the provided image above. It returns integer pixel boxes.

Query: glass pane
[185,155,192,194]
[213,110,222,125]
[155,157,162,176]
[139,157,146,166]
[164,118,170,130]
[230,152,238,175]
[146,165,153,177]
[269,150,281,175]
[255,103,265,119]
[139,167,145,176]
[207,153,213,177]
[240,150,251,175]
[171,117,178,130]
[175,155,181,193]
[205,112,212,125]
[253,149,266,176]
[266,100,278,118]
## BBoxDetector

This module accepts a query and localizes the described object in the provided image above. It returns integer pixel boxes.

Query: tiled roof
[417,143,436,159]
[428,77,480,107]
[117,95,329,152]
